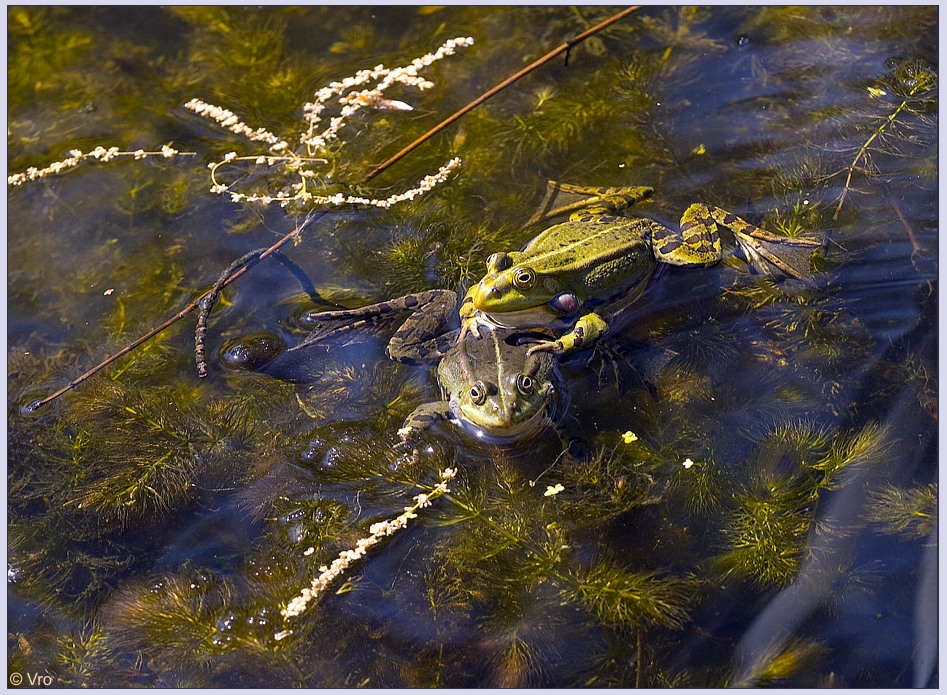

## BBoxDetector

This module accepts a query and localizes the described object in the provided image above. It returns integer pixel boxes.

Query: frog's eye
[468,382,487,405]
[486,252,513,272]
[516,374,534,395]
[511,266,536,291]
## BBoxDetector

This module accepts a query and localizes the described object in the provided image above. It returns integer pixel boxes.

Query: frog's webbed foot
[291,288,459,358]
[730,226,821,281]
[675,203,820,281]
[583,340,674,398]
[290,304,399,352]
[584,339,636,393]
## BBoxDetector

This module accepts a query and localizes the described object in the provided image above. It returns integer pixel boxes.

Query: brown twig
[363,6,641,182]
[28,211,325,411]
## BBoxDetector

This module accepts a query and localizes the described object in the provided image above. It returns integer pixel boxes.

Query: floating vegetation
[7,5,937,689]
[830,58,937,220]
[713,420,894,587]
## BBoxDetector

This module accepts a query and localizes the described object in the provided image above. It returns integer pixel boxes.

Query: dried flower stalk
[274,466,457,637]
[7,144,193,187]
[10,36,474,208]
[187,36,474,208]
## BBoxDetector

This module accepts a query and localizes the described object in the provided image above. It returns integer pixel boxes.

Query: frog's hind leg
[692,204,820,281]
[290,289,457,358]
[651,203,724,268]
[526,181,655,226]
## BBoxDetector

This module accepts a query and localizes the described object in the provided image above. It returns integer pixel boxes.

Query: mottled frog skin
[459,182,820,355]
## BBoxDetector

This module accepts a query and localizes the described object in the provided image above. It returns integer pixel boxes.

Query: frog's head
[472,252,578,317]
[449,367,555,441]
[441,337,560,442]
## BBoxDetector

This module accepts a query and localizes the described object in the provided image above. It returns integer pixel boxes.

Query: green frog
[458,182,820,355]
[289,291,574,450]
[397,325,572,449]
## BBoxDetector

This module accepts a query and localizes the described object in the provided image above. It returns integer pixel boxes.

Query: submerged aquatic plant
[713,420,894,587]
[864,483,936,540]
[830,58,937,220]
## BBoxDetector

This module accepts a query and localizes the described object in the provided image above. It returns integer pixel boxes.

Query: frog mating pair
[290,183,819,450]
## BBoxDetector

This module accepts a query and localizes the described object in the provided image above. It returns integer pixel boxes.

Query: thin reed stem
[363,6,641,181]
[28,211,325,411]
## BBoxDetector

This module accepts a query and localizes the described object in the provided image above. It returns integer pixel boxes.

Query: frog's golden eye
[511,267,536,290]
[516,374,534,395]
[469,382,487,405]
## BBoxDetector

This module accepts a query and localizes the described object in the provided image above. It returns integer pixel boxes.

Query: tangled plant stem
[185,37,473,207]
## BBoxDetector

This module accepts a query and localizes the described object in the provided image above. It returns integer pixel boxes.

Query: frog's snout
[472,276,509,308]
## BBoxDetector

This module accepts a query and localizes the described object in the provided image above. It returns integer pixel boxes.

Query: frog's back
[520,216,653,275]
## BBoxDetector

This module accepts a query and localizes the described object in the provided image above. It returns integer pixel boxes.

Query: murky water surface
[7,6,937,688]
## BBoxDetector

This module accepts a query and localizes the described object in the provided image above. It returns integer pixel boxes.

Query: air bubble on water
[20,399,43,416]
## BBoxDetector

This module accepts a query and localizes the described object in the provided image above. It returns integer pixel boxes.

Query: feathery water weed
[713,419,894,587]
[829,58,936,220]
[864,483,936,540]
[564,559,692,630]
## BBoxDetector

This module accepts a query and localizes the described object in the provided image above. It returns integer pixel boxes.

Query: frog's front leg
[457,285,491,342]
[396,401,455,449]
[525,311,609,355]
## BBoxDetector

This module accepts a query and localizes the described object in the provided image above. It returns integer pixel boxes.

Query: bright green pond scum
[7,6,937,688]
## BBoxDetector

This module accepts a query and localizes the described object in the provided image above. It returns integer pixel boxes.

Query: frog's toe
[393,436,417,453]
[526,340,563,356]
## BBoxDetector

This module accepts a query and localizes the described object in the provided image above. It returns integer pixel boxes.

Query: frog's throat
[477,306,572,331]
[449,400,551,443]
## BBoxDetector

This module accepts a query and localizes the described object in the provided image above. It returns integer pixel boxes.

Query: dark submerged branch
[29,211,325,411]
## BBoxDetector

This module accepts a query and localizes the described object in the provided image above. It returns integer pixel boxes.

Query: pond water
[7,6,938,688]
